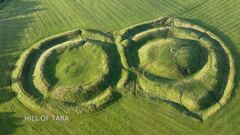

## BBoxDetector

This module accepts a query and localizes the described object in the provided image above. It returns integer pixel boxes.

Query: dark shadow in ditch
[56,37,123,108]
[86,39,122,89]
[0,54,18,103]
[0,0,44,101]
[185,18,239,102]
[120,18,236,120]
[19,34,79,102]
[96,90,122,112]
[0,0,44,89]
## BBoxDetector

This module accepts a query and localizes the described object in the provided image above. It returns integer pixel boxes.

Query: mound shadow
[43,52,60,89]
[0,112,23,135]
[0,54,18,87]
[96,90,122,112]
[115,17,237,119]
[0,87,16,104]
[185,18,239,100]
[0,55,17,104]
[85,39,122,89]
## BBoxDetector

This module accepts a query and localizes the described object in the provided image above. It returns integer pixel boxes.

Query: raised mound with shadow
[11,29,122,113]
[11,17,235,120]
[114,17,235,120]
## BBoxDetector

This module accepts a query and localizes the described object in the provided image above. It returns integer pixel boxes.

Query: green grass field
[1,0,240,135]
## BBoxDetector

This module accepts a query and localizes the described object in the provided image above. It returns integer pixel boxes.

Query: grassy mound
[11,29,121,113]
[138,38,207,79]
[46,42,108,88]
[11,17,234,119]
[114,17,235,120]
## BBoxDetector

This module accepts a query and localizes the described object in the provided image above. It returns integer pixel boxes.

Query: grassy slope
[0,0,240,134]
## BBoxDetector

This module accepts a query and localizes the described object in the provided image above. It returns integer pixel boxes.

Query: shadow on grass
[0,0,10,10]
[110,91,122,104]
[86,39,123,88]
[0,87,16,104]
[0,1,41,134]
[0,0,43,90]
[0,0,44,50]
[97,90,122,112]
[0,112,23,135]
[185,18,240,99]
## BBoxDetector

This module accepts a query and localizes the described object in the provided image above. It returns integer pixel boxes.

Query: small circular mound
[115,17,235,120]
[45,42,109,104]
[52,45,105,86]
[12,29,120,113]
[45,43,108,89]
[139,38,207,80]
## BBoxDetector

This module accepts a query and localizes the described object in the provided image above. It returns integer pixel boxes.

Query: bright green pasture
[1,0,240,135]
